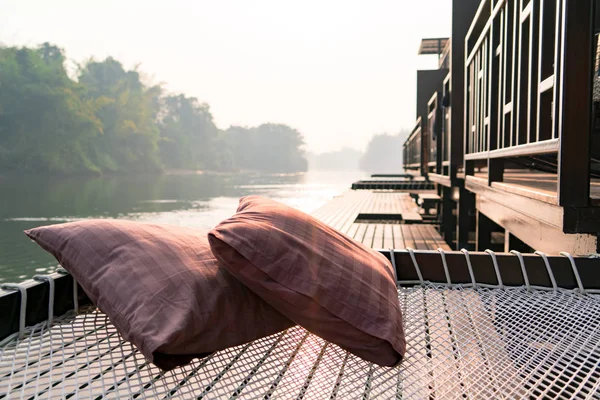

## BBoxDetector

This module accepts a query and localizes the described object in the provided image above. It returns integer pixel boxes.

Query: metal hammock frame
[1,249,600,399]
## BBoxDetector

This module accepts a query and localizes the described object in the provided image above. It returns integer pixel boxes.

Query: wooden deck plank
[410,225,429,251]
[423,226,441,250]
[392,224,405,249]
[402,212,423,222]
[373,224,385,249]
[373,192,383,214]
[399,195,423,222]
[362,224,376,248]
[346,223,360,241]
[415,225,436,250]
[337,213,359,235]
[362,191,376,214]
[324,191,360,230]
[353,224,368,243]
[419,194,442,200]
[316,190,366,234]
[312,189,451,251]
[471,169,600,204]
[425,225,452,251]
[401,225,417,249]
[383,224,395,249]
[346,191,375,233]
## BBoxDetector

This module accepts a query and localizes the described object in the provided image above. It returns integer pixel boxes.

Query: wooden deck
[469,170,600,205]
[350,180,435,191]
[464,170,599,254]
[312,190,451,251]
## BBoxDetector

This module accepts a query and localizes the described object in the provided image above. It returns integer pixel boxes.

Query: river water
[0,170,364,283]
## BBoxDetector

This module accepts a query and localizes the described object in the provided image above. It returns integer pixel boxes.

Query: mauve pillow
[25,219,294,371]
[208,196,405,366]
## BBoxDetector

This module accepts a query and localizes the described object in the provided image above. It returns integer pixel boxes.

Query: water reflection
[0,170,363,283]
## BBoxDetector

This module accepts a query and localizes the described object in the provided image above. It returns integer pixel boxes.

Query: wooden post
[557,0,593,207]
[457,186,475,250]
[436,98,443,175]
[441,187,455,248]
[488,8,503,186]
[421,124,429,178]
[476,210,495,251]
[453,0,482,182]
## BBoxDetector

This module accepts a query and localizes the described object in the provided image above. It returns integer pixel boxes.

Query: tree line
[0,43,308,175]
[359,132,407,173]
[307,133,408,173]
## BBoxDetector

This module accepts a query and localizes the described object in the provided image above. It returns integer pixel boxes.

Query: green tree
[253,123,308,172]
[222,123,308,172]
[78,57,162,172]
[0,43,310,175]
[359,132,407,173]
[221,125,255,170]
[158,94,219,170]
[0,43,102,173]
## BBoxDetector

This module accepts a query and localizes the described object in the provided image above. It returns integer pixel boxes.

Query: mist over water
[0,170,364,283]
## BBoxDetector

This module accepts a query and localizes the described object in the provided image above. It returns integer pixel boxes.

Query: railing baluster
[501,4,509,150]
[516,0,526,146]
[551,0,562,141]
[528,0,539,145]
[511,0,518,148]
[475,51,480,154]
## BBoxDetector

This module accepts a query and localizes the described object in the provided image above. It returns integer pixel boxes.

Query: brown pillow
[208,196,405,366]
[25,219,294,371]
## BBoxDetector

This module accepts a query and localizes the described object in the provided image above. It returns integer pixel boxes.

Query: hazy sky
[1,0,451,153]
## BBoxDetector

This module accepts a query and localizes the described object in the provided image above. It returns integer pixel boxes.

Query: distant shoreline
[163,169,307,177]
[0,168,312,180]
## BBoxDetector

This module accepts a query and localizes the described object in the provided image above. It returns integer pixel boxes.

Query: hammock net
[2,277,600,399]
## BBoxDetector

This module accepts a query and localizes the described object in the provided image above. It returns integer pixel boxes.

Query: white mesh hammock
[2,249,600,399]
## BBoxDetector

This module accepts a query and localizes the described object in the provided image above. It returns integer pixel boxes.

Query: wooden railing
[427,92,441,174]
[403,118,423,171]
[463,0,594,205]
[427,90,453,174]
[464,0,593,161]
[442,74,451,168]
